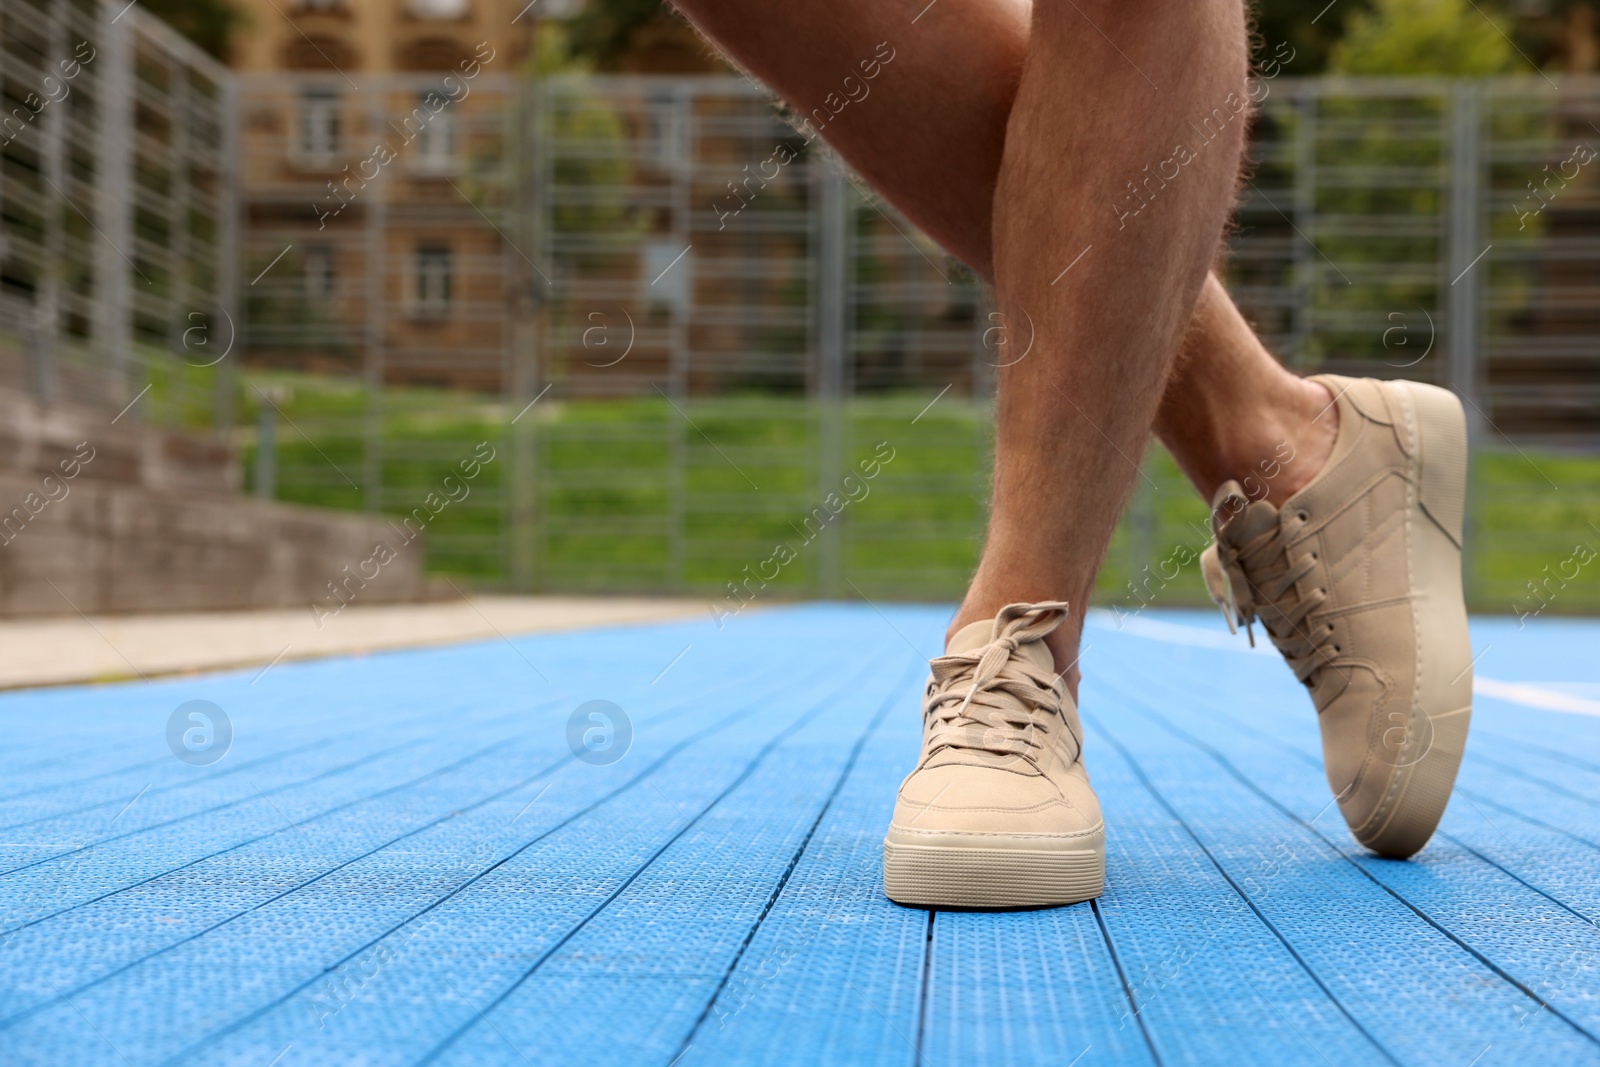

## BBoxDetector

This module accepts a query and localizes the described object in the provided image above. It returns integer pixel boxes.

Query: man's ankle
[944,600,1084,699]
[1218,376,1337,509]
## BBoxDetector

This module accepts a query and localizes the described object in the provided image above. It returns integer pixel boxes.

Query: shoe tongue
[927,615,1065,773]
[945,617,1056,674]
[946,619,994,655]
[1229,496,1281,543]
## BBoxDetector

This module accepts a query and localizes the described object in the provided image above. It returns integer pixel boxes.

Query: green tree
[565,0,662,69]
[142,0,246,61]
[1252,0,1374,75]
[1329,0,1522,75]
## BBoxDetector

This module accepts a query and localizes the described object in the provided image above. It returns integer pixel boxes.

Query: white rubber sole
[1354,380,1473,858]
[882,829,1105,908]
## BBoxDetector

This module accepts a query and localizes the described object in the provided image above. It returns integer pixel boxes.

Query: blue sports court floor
[2,604,1598,1066]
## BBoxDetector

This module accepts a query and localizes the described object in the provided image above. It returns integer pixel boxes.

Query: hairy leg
[967,0,1249,682]
[676,0,1027,274]
[678,0,1336,491]
[675,0,1321,679]
[1153,272,1333,507]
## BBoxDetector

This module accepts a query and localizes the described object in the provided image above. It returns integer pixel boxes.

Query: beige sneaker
[1201,375,1472,858]
[882,602,1105,908]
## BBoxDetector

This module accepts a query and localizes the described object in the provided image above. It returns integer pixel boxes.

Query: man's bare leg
[679,0,1026,282]
[678,0,1473,868]
[1151,272,1332,507]
[681,0,1272,676]
[675,0,1336,660]
[967,0,1249,683]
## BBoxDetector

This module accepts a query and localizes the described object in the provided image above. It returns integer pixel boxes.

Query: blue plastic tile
[0,606,1596,1066]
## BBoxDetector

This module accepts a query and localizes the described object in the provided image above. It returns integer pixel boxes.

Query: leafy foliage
[142,0,246,62]
[1329,0,1522,75]
[564,0,681,70]
[1252,0,1374,75]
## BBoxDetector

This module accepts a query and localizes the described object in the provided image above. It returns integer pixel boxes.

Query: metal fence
[1236,77,1600,617]
[1238,76,1600,436]
[511,75,1600,613]
[518,76,992,599]
[236,70,522,573]
[5,53,1600,613]
[0,0,236,427]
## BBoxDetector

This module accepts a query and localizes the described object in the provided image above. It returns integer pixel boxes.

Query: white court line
[1085,609,1600,719]
[1471,677,1600,719]
[1084,609,1274,655]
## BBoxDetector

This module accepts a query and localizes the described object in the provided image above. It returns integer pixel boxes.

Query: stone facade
[0,388,436,616]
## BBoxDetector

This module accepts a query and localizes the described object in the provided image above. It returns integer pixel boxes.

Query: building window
[299,89,340,163]
[645,90,682,168]
[303,245,335,299]
[413,91,455,171]
[397,36,472,71]
[407,0,468,19]
[415,243,451,316]
[641,240,690,316]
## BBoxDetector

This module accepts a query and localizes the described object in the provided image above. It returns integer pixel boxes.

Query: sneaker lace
[922,601,1078,768]
[1201,482,1335,685]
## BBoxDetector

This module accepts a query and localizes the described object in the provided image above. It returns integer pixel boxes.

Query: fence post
[98,0,133,408]
[256,405,277,500]
[28,326,53,406]
[1446,81,1484,604]
[362,85,388,514]
[815,156,848,599]
[215,73,240,439]
[34,0,69,403]
[170,40,192,401]
[1446,81,1484,432]
[665,85,693,593]
[1289,83,1318,368]
[509,64,542,592]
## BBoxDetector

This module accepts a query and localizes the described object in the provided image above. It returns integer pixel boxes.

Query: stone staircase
[0,387,439,617]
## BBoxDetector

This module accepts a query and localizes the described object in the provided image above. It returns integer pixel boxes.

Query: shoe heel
[1402,381,1468,546]
[1366,379,1472,858]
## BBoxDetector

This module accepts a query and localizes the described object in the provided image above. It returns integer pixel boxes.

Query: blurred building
[0,0,234,413]
[229,0,533,391]
[0,0,434,616]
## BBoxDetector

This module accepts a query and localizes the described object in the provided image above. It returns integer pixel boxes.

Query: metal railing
[516,76,990,598]
[6,52,1600,613]
[508,75,1600,611]
[0,0,237,428]
[1237,76,1600,441]
[235,72,522,572]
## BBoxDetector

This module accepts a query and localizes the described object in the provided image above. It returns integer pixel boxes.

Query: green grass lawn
[238,372,1600,616]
